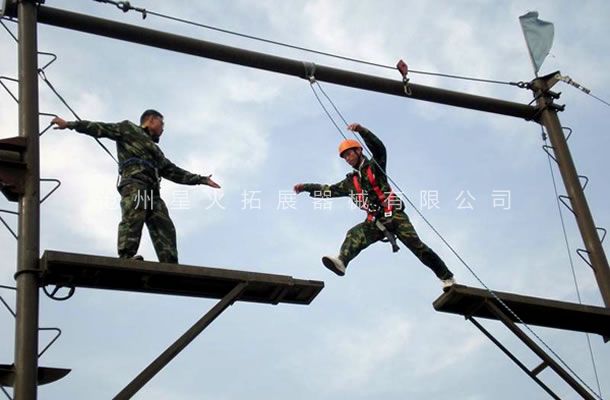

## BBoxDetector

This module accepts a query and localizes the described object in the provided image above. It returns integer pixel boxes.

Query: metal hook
[402,77,412,96]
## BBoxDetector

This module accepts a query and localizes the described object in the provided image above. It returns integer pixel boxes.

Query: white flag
[519,11,554,75]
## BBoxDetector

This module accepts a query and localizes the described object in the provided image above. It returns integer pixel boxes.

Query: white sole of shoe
[322,256,345,276]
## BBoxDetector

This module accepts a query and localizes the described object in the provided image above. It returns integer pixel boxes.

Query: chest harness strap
[352,165,400,252]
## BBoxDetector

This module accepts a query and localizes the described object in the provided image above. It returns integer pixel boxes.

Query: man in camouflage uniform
[51,110,221,263]
[294,123,455,288]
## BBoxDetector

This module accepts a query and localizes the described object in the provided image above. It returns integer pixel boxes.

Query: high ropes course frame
[1,1,609,399]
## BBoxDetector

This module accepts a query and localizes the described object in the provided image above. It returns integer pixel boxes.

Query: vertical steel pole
[533,77,610,309]
[14,0,41,398]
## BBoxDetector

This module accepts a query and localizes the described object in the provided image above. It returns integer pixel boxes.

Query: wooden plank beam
[434,284,610,337]
[40,251,323,305]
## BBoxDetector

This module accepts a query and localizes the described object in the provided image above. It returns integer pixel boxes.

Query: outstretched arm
[294,176,353,198]
[51,116,128,141]
[347,123,386,170]
[160,158,221,188]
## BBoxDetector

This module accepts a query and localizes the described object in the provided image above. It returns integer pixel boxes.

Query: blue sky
[1,1,609,399]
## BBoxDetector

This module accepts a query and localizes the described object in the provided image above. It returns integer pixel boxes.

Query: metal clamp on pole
[302,61,316,84]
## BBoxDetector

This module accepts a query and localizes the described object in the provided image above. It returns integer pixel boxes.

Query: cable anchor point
[512,81,531,90]
[396,59,412,96]
[94,0,147,19]
[303,61,317,84]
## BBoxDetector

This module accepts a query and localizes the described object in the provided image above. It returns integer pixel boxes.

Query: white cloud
[323,314,412,391]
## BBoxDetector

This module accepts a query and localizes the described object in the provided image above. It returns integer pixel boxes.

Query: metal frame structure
[1,1,608,399]
[434,284,610,399]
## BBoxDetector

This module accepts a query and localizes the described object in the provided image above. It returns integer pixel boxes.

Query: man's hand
[347,123,365,133]
[51,117,69,130]
[293,183,305,194]
[201,175,221,189]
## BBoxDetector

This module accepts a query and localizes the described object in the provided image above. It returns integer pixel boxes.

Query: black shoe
[131,255,144,261]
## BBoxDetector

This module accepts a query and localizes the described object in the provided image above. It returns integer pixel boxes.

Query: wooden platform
[39,251,324,305]
[433,284,610,337]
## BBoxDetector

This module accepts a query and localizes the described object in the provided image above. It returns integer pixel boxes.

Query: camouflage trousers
[117,185,178,263]
[338,210,453,279]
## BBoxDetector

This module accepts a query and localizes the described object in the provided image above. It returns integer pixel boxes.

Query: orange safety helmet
[338,139,362,157]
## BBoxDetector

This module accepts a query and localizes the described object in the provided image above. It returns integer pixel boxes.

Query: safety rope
[91,0,526,89]
[307,75,603,400]
[556,74,610,108]
[0,18,119,165]
[541,126,603,398]
[37,69,119,164]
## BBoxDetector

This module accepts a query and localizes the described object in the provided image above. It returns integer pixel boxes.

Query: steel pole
[2,5,539,120]
[14,0,41,399]
[533,77,610,309]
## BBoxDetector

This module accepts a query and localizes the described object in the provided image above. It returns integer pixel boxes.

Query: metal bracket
[576,227,605,270]
[578,175,589,191]
[468,316,560,400]
[482,300,598,400]
[42,285,75,301]
[0,0,17,18]
[114,281,249,400]
[549,102,566,112]
[40,178,61,204]
[0,137,27,202]
[576,248,593,270]
[542,144,557,163]
[0,209,18,239]
[598,227,607,243]
[558,195,575,215]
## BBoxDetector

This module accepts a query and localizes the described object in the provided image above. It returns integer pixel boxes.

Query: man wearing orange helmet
[294,123,455,288]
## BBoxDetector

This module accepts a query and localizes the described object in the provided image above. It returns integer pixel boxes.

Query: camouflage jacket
[302,128,404,215]
[67,120,205,190]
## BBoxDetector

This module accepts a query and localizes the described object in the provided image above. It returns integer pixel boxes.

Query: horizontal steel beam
[6,5,538,120]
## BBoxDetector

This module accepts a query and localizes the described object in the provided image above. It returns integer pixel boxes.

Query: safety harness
[352,164,400,252]
[352,165,397,221]
[117,157,160,186]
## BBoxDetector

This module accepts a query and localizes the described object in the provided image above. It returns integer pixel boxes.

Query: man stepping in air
[294,123,456,288]
[51,110,221,264]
